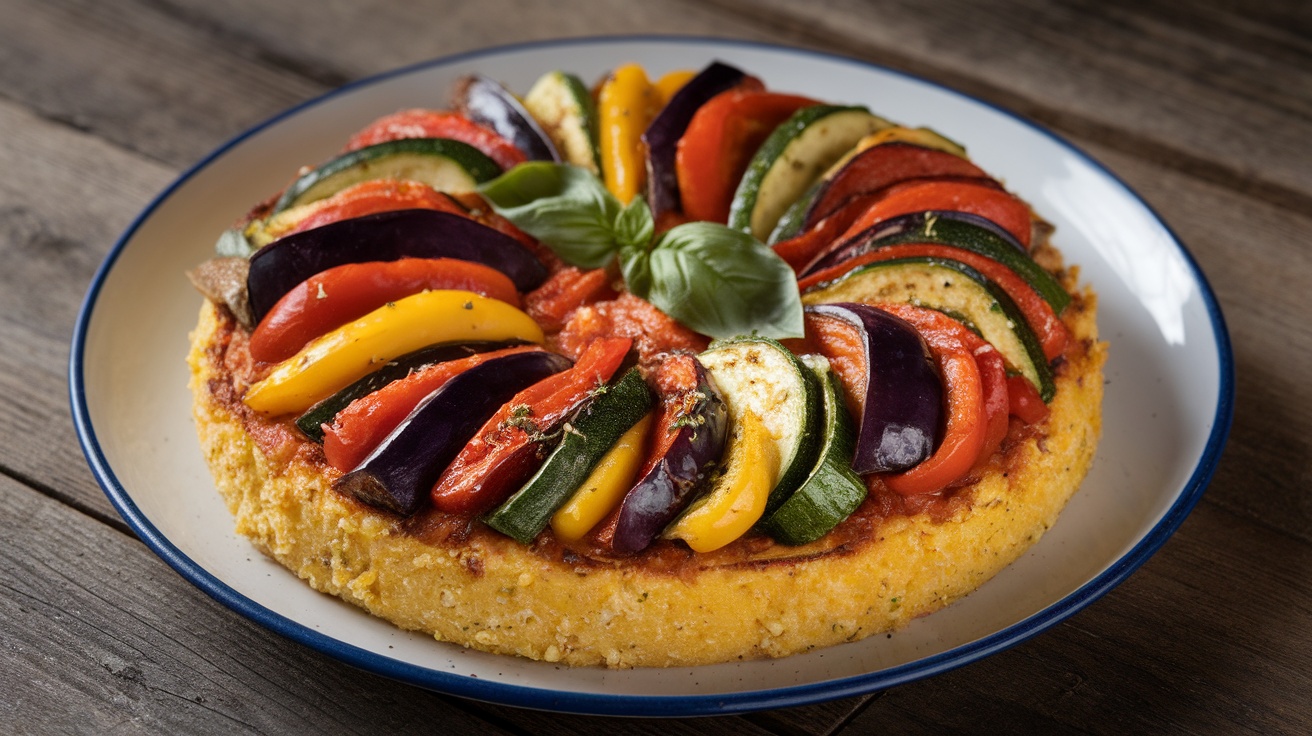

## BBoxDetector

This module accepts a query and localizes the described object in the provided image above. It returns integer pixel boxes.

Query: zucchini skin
[763,356,867,545]
[804,256,1056,402]
[272,137,502,214]
[485,368,653,544]
[699,336,822,517]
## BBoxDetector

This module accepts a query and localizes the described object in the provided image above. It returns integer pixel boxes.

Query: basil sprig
[479,163,804,340]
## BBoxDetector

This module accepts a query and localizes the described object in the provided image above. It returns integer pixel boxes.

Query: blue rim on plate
[69,35,1234,717]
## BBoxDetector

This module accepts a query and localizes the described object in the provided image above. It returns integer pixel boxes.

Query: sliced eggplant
[485,368,654,544]
[641,60,748,221]
[697,337,820,517]
[803,210,1070,313]
[271,138,502,214]
[762,355,867,545]
[245,208,547,323]
[804,303,942,473]
[803,257,1055,401]
[186,256,253,328]
[454,74,559,163]
[295,339,529,442]
[334,350,571,516]
[609,354,729,554]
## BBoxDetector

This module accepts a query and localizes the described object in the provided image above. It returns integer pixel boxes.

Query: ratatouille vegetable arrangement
[189,59,1072,555]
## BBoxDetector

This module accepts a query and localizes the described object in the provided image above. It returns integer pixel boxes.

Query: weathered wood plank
[0,97,174,524]
[0,0,323,166]
[701,0,1312,215]
[0,475,514,735]
[842,503,1312,734]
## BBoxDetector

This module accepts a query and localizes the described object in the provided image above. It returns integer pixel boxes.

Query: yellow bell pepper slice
[597,63,658,204]
[664,410,780,553]
[653,69,696,106]
[550,413,652,542]
[243,290,544,416]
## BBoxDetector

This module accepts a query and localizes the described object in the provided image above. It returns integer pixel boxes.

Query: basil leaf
[614,197,655,252]
[617,244,653,297]
[479,162,621,269]
[640,222,804,340]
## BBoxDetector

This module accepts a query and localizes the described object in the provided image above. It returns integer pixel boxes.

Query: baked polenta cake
[187,60,1104,668]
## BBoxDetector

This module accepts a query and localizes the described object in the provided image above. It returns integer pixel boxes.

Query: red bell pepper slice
[969,344,1011,473]
[771,193,880,272]
[675,90,817,223]
[345,109,527,170]
[834,179,1034,250]
[248,258,523,364]
[803,144,990,228]
[524,267,618,333]
[283,180,468,238]
[1007,374,1051,425]
[797,243,1069,360]
[430,336,633,515]
[322,345,543,472]
[874,304,988,496]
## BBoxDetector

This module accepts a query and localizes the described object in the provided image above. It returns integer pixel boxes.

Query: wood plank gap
[820,691,883,736]
[0,464,133,537]
[137,0,353,90]
[685,0,1312,219]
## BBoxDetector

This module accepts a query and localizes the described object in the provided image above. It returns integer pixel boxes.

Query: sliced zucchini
[485,368,653,544]
[762,355,867,545]
[523,71,602,175]
[865,211,1070,313]
[270,138,502,214]
[767,179,821,244]
[766,126,969,246]
[697,337,821,516]
[851,126,967,159]
[728,105,890,240]
[802,256,1055,401]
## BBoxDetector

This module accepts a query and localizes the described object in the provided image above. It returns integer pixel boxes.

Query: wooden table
[3,0,1309,732]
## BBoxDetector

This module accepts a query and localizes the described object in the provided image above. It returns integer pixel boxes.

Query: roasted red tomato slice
[345,109,528,170]
[282,180,467,238]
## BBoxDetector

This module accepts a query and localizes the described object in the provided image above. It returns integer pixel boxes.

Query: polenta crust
[188,289,1103,668]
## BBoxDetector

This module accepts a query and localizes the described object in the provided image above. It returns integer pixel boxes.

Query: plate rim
[68,33,1235,717]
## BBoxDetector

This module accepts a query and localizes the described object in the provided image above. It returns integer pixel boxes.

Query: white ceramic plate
[71,37,1233,716]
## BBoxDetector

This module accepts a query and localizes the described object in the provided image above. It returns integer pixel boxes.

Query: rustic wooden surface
[2,0,1309,732]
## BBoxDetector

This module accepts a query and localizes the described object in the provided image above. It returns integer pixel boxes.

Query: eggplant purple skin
[611,357,730,554]
[805,303,942,474]
[295,339,530,443]
[454,75,559,163]
[333,350,572,516]
[642,61,748,221]
[245,208,548,323]
[801,209,1028,278]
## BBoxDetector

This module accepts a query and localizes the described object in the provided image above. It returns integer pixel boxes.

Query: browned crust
[188,284,1103,668]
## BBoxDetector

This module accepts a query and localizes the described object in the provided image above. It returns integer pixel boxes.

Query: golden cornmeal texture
[189,290,1103,668]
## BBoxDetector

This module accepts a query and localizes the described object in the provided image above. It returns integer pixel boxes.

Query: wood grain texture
[0,475,514,735]
[844,503,1312,734]
[700,0,1312,216]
